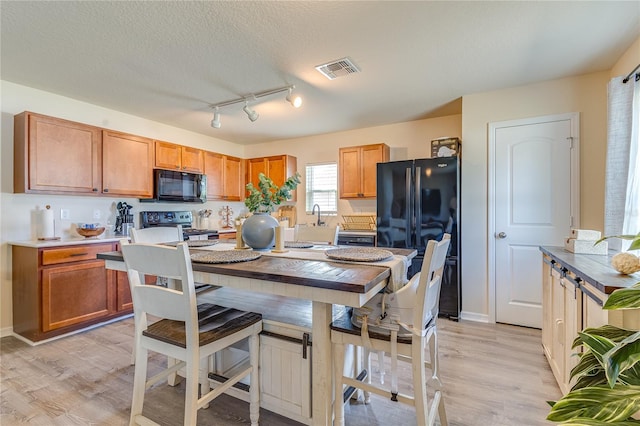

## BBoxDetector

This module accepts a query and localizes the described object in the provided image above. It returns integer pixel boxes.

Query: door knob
[497,232,507,239]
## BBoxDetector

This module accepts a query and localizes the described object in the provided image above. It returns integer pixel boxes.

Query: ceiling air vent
[315,57,360,80]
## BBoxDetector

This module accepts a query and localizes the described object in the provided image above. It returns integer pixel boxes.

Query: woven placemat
[164,240,219,247]
[191,250,261,264]
[284,241,314,248]
[325,247,393,262]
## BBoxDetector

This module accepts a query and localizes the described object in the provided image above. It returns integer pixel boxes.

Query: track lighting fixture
[211,107,221,128]
[286,87,302,108]
[208,84,301,128]
[243,103,259,122]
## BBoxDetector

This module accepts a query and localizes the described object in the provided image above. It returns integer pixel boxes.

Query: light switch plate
[93,209,101,220]
[60,209,70,220]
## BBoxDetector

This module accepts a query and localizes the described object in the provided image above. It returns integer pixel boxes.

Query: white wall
[245,115,463,228]
[460,71,610,321]
[0,81,247,335]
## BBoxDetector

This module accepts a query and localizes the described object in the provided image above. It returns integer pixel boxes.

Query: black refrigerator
[376,157,460,319]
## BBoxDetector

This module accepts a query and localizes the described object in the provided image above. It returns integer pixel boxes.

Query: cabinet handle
[103,188,109,193]
[69,252,89,257]
[302,333,310,359]
[92,188,98,192]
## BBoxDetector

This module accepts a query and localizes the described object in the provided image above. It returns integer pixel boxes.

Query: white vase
[241,213,279,250]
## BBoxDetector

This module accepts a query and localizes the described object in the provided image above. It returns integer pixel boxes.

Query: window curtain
[604,75,640,251]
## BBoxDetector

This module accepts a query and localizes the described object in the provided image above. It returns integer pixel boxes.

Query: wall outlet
[93,209,101,220]
[60,209,70,220]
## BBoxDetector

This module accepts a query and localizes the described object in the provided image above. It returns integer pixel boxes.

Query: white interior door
[489,113,579,328]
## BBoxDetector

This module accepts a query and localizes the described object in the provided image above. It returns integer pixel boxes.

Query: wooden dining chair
[122,242,262,426]
[331,234,451,426]
[127,226,183,367]
[294,224,339,245]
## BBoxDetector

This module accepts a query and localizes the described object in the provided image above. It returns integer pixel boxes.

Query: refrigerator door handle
[405,167,412,247]
[415,166,422,248]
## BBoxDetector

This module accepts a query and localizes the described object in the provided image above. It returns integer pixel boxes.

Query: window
[305,163,337,214]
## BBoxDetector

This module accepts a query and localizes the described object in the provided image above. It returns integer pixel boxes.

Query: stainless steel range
[140,211,218,240]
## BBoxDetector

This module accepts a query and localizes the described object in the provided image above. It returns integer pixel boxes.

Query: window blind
[306,163,337,214]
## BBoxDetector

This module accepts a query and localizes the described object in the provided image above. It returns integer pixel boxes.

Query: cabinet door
[268,155,287,187]
[103,131,154,197]
[563,277,580,391]
[549,268,565,390]
[116,271,133,312]
[247,157,267,191]
[361,144,387,197]
[204,151,225,200]
[541,260,553,358]
[17,113,102,194]
[155,141,182,170]
[582,282,607,329]
[42,259,115,332]
[224,155,243,201]
[260,334,311,419]
[180,146,204,173]
[339,147,362,198]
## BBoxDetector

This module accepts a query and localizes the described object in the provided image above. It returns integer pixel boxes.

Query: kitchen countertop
[540,246,640,294]
[9,236,126,248]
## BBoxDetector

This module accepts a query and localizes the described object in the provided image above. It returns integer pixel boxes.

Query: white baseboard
[459,311,490,323]
[0,326,14,338]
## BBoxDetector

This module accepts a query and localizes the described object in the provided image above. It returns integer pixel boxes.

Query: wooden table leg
[312,301,333,426]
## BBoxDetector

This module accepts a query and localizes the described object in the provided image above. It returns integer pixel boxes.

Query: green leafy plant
[547,232,640,425]
[244,172,301,213]
[595,233,640,251]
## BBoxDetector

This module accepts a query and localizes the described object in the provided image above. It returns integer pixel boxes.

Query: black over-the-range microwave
[141,169,207,203]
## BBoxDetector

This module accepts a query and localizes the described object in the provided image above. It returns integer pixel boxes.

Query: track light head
[286,88,302,108]
[243,103,259,122]
[211,107,221,129]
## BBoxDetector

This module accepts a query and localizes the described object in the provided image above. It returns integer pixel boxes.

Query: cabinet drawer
[42,243,113,265]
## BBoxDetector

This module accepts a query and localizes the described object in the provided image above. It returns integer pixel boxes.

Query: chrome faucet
[312,204,324,226]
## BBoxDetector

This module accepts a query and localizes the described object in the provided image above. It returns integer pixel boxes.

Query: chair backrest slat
[130,225,182,244]
[414,234,451,328]
[122,243,198,329]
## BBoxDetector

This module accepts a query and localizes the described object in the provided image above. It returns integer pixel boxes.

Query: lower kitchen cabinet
[41,258,115,332]
[541,247,640,394]
[211,327,312,424]
[12,242,131,343]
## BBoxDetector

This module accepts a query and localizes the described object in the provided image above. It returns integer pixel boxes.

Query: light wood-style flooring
[1,317,560,425]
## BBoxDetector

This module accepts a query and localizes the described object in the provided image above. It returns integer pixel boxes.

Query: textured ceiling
[1,1,639,145]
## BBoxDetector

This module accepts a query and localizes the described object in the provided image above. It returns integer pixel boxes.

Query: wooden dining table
[98,243,415,425]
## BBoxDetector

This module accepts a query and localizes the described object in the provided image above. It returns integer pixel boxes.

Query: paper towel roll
[38,206,55,239]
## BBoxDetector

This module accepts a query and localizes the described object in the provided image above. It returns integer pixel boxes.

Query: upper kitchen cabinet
[14,112,155,198]
[246,155,298,201]
[14,112,102,195]
[339,143,389,199]
[204,151,243,201]
[102,131,154,198]
[155,140,204,173]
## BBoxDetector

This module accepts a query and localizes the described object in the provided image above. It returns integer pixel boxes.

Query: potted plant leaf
[241,172,300,249]
[547,232,640,425]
